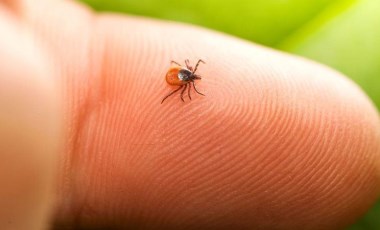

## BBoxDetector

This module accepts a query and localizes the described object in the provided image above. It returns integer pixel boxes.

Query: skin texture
[0,0,379,229]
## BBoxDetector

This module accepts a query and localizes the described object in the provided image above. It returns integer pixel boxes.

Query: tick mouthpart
[194,75,202,80]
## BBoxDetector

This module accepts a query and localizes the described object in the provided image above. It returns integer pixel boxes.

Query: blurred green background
[79,0,380,229]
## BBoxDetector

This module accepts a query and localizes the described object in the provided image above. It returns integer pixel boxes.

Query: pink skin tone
[0,0,379,229]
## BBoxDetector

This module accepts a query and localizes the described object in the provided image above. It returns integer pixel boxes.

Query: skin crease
[1,0,380,229]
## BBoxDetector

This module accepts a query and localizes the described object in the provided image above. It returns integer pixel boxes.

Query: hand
[0,0,379,229]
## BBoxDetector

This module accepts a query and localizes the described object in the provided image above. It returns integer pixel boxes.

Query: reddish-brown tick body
[161,59,205,104]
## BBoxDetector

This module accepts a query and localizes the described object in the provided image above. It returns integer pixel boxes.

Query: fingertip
[23,3,380,228]
[110,18,380,229]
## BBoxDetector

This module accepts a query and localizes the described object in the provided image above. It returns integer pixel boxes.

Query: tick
[161,59,205,104]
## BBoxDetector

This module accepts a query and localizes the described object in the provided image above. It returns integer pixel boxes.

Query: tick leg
[193,59,205,73]
[161,85,183,104]
[180,84,187,102]
[185,59,193,71]
[192,81,205,96]
[188,83,192,100]
[171,60,181,66]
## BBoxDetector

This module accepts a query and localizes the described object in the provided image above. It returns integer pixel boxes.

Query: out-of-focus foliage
[80,0,334,46]
[79,0,380,229]
[280,0,380,111]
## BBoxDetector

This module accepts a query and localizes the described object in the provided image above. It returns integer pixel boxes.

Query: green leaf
[80,0,336,46]
[280,0,380,109]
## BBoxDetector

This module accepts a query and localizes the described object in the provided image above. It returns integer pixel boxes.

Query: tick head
[194,74,202,80]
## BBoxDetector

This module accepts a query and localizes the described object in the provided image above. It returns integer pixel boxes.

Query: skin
[0,0,379,229]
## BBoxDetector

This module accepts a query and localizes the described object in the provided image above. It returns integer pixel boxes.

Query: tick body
[161,59,205,104]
